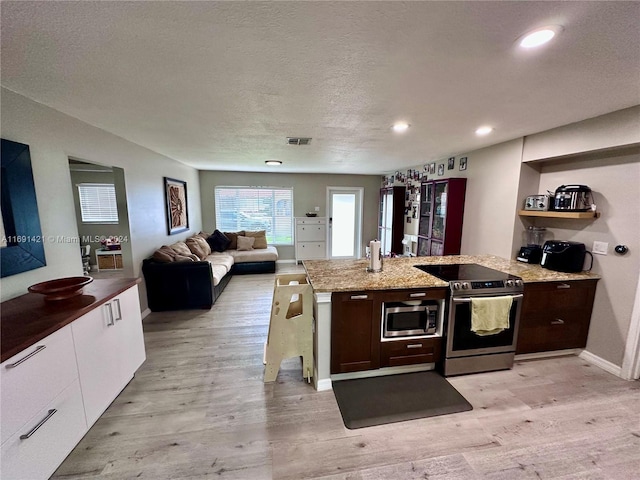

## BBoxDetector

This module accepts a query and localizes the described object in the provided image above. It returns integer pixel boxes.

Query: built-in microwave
[383,301,438,338]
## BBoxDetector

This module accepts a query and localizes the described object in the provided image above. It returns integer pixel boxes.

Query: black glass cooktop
[414,263,518,282]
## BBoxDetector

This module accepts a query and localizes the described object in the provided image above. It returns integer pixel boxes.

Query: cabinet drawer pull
[551,318,565,325]
[406,344,423,349]
[350,294,368,300]
[20,409,57,440]
[5,345,46,368]
[113,298,122,321]
[409,292,426,298]
[106,303,115,326]
[556,283,571,289]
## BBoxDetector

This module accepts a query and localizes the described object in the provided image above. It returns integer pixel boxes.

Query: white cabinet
[72,286,146,425]
[295,217,327,262]
[1,283,145,480]
[1,325,87,480]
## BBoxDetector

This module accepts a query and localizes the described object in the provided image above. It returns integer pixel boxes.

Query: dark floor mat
[332,371,473,429]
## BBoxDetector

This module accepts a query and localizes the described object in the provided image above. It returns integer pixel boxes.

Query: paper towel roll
[368,240,382,272]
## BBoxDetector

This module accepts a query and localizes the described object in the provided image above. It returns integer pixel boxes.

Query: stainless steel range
[415,264,524,376]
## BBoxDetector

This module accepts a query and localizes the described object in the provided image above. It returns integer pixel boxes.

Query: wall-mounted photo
[459,157,468,171]
[429,162,436,174]
[438,164,444,176]
[164,177,189,235]
[448,157,455,170]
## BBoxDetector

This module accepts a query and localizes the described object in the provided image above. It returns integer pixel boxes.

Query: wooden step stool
[264,273,314,383]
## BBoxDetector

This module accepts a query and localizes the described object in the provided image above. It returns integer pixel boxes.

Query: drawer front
[297,242,326,259]
[296,218,326,226]
[98,254,116,269]
[522,281,596,315]
[296,224,326,242]
[1,326,78,444]
[380,337,442,367]
[517,311,591,354]
[1,379,87,480]
[377,288,447,302]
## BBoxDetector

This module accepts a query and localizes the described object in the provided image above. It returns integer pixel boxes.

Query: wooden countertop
[1,277,141,363]
[303,255,600,293]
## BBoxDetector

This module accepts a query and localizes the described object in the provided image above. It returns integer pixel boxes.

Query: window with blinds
[214,186,293,245]
[77,183,119,223]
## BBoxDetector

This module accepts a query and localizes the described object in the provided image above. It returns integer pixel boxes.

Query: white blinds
[214,186,293,245]
[77,183,119,223]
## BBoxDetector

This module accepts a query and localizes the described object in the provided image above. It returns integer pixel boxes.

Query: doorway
[327,187,363,259]
[68,159,133,279]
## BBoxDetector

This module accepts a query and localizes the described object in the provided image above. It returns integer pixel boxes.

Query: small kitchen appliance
[552,185,593,212]
[524,195,550,211]
[540,240,593,273]
[382,301,439,338]
[516,226,548,264]
[414,264,524,376]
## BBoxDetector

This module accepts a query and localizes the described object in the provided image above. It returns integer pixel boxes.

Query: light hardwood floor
[53,265,640,479]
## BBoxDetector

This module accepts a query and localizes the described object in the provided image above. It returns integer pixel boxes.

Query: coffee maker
[517,226,547,264]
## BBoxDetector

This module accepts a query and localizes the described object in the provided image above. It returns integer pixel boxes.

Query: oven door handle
[452,294,523,303]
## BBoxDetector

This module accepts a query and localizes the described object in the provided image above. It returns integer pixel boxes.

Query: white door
[327,187,363,259]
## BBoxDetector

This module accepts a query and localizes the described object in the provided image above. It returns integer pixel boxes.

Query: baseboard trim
[141,308,151,319]
[316,378,332,391]
[276,259,296,264]
[515,349,582,361]
[579,350,623,377]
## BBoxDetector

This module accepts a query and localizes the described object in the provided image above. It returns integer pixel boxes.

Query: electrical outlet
[592,241,608,255]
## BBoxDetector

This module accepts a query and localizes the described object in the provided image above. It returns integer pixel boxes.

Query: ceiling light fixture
[392,122,410,133]
[518,25,563,49]
[475,126,493,136]
[265,160,282,166]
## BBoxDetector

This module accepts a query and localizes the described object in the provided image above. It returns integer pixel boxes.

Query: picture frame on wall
[448,157,455,170]
[459,157,468,171]
[429,162,436,174]
[164,177,189,235]
[438,164,444,176]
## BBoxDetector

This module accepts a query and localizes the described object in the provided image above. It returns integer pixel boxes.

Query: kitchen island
[303,254,600,390]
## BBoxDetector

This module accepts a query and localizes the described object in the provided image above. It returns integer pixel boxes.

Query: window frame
[77,183,119,224]
[214,186,294,246]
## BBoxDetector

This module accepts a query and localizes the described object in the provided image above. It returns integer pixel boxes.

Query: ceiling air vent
[286,137,312,146]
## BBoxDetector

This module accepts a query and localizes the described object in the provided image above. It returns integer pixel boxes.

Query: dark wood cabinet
[417,178,466,256]
[516,279,598,354]
[331,291,381,374]
[378,186,406,256]
[331,288,446,374]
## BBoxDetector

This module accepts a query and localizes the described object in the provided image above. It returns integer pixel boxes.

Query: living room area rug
[332,371,473,429]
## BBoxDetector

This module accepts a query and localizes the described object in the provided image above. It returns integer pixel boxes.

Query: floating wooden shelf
[518,210,601,219]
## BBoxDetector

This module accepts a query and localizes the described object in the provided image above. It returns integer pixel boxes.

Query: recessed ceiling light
[392,122,410,133]
[265,160,282,166]
[518,25,563,49]
[475,126,493,136]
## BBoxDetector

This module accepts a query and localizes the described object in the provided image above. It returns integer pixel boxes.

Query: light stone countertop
[302,255,600,293]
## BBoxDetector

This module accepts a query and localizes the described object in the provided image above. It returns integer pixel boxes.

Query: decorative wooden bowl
[305,212,318,217]
[28,276,93,301]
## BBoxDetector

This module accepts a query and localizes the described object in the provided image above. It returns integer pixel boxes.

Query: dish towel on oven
[470,296,513,336]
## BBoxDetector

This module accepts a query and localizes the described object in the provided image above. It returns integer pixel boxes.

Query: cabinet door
[114,285,146,381]
[296,224,326,242]
[71,303,123,426]
[331,292,380,374]
[516,280,597,354]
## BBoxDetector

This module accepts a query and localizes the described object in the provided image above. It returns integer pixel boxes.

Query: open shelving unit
[518,210,600,219]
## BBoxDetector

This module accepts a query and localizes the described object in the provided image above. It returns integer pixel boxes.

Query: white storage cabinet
[295,217,327,262]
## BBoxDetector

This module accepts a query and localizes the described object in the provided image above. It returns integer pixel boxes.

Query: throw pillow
[223,230,245,250]
[193,235,212,256]
[169,241,192,257]
[185,237,207,260]
[207,230,231,252]
[236,235,255,251]
[153,246,195,263]
[245,230,267,249]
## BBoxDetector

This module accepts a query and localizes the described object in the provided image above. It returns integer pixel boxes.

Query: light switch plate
[593,241,608,255]
[314,206,320,212]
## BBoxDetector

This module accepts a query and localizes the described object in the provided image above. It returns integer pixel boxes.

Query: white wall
[199,170,381,261]
[535,153,640,366]
[1,89,202,310]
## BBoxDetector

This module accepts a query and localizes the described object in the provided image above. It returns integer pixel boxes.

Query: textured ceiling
[2,1,639,174]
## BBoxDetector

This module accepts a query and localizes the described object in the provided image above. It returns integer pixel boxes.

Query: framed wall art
[438,164,444,176]
[459,157,468,171]
[448,157,455,170]
[429,162,436,174]
[164,177,189,235]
